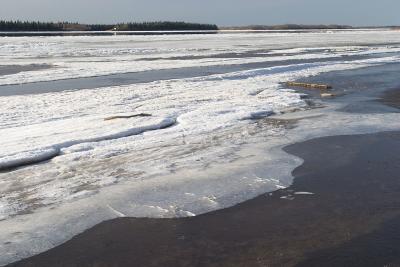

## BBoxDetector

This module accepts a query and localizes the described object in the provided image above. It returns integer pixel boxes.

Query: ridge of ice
[0,116,175,170]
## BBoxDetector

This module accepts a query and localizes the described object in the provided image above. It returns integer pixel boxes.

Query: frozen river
[2,30,400,265]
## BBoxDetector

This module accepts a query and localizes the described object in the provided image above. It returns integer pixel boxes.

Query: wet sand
[7,130,400,267]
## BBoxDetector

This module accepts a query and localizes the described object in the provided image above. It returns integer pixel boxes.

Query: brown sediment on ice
[286,81,333,90]
[262,117,299,129]
[104,113,152,121]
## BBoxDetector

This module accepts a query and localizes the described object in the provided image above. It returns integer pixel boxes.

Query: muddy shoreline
[7,130,400,267]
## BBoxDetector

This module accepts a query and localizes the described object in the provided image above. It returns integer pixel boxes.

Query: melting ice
[2,29,400,265]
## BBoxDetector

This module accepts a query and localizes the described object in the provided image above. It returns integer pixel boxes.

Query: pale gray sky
[1,0,399,26]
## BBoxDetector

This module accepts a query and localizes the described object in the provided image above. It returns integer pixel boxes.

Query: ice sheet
[1,30,400,85]
[2,30,400,265]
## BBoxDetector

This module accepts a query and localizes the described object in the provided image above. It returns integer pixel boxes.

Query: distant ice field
[1,30,400,265]
[1,31,400,85]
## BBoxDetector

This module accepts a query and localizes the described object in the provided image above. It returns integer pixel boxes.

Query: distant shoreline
[0,21,218,32]
[1,20,398,33]
[221,24,400,31]
[0,28,396,37]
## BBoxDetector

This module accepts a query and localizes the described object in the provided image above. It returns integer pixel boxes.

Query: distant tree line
[0,20,218,32]
[115,21,218,31]
[0,20,64,31]
[222,24,353,30]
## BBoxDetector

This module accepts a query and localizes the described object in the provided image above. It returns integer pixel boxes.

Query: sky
[1,0,399,26]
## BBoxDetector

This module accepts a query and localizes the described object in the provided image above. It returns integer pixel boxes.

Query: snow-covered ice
[1,29,400,265]
[1,30,400,85]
